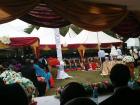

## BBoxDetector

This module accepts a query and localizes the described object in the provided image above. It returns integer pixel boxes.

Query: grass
[46,70,109,95]
[46,67,140,96]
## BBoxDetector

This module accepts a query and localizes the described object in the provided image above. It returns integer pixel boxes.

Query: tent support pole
[54,28,71,79]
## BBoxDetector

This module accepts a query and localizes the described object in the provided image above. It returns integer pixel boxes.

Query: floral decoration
[122,55,134,63]
[0,36,11,44]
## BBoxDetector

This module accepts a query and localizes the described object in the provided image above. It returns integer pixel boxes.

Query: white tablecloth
[34,94,111,105]
[34,95,60,105]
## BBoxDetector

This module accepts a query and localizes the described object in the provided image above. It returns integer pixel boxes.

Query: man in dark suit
[99,64,140,105]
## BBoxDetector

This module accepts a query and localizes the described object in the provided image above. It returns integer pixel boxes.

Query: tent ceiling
[0,0,140,38]
[20,3,70,28]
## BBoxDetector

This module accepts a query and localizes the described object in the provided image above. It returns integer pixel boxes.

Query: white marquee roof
[64,28,77,41]
[125,38,140,47]
[30,27,65,45]
[67,30,122,44]
[0,23,30,37]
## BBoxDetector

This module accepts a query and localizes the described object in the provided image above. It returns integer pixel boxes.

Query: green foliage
[24,25,40,34]
[59,24,83,36]
[59,26,69,36]
[70,24,83,34]
[24,24,82,36]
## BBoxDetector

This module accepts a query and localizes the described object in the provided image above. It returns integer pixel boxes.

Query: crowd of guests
[0,46,140,105]
[63,57,101,71]
[0,57,55,105]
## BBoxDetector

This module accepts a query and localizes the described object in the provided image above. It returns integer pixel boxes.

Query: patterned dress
[0,70,37,98]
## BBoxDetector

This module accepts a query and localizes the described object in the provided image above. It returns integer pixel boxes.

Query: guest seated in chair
[21,59,46,96]
[0,78,29,105]
[99,64,140,105]
[60,82,88,105]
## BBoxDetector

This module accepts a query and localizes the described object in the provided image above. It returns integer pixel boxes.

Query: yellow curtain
[47,0,128,31]
[78,45,86,59]
[0,0,40,23]
[0,42,9,49]
[31,38,40,58]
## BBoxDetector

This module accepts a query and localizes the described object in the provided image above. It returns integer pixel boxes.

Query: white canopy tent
[0,22,30,37]
[64,28,77,41]
[6,19,30,32]
[30,27,65,45]
[125,38,140,48]
[66,30,122,46]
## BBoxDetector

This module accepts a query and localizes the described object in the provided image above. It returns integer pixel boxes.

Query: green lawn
[46,68,140,95]
[47,70,109,95]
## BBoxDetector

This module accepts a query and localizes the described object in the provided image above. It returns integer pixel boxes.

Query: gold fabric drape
[78,45,86,59]
[0,0,40,23]
[47,0,128,31]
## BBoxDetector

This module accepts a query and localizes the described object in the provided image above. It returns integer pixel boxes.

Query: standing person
[133,48,138,67]
[129,47,138,67]
[116,47,122,56]
[99,64,140,105]
[33,59,51,90]
[98,49,105,63]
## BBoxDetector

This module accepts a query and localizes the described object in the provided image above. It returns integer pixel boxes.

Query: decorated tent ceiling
[0,0,39,23]
[112,13,140,38]
[0,0,140,38]
[47,0,128,31]
[20,3,70,28]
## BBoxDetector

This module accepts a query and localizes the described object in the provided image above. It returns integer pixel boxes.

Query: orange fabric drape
[47,0,128,31]
[78,45,86,59]
[0,0,40,23]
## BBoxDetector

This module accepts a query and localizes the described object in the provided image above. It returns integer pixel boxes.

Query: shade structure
[125,38,140,48]
[0,0,140,38]
[64,28,77,40]
[66,30,122,49]
[64,28,77,46]
[0,22,39,58]
[0,21,30,37]
[47,0,127,31]
[30,27,65,50]
[20,3,70,28]
[0,0,40,23]
[80,0,140,37]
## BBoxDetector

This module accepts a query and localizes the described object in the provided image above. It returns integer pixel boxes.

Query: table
[34,94,112,105]
[34,95,60,105]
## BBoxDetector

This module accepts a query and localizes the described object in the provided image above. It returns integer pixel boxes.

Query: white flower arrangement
[122,56,134,63]
[0,36,11,44]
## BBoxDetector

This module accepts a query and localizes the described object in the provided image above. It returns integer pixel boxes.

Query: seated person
[0,79,28,105]
[21,59,46,96]
[99,64,140,105]
[60,82,88,105]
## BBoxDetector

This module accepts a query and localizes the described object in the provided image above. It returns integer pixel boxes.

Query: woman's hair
[110,64,131,87]
[60,82,88,105]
